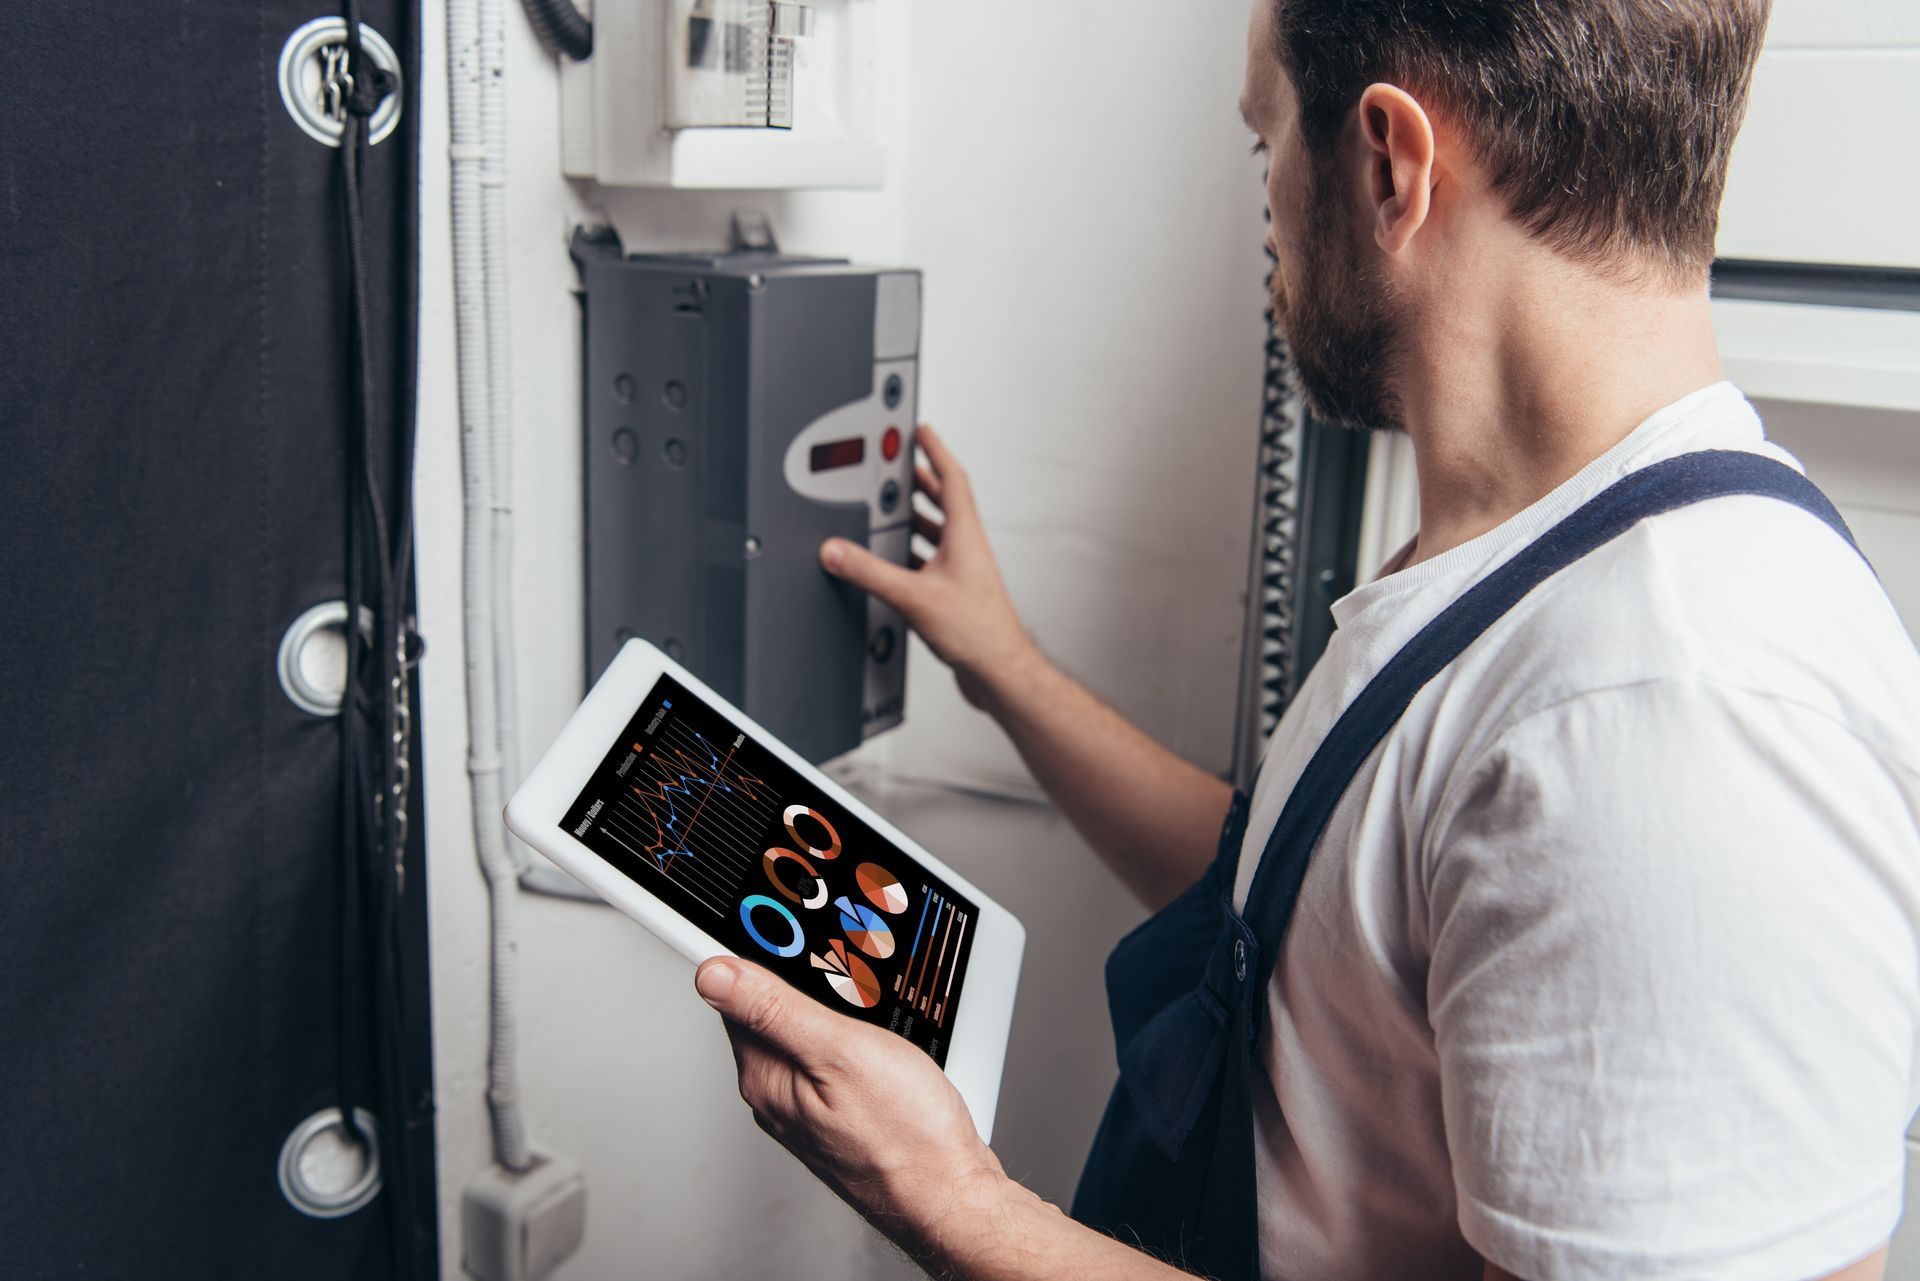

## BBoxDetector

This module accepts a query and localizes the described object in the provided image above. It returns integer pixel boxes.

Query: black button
[869,626,896,663]
[879,479,900,514]
[883,374,903,410]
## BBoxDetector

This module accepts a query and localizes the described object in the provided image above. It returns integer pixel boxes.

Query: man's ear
[1356,83,1436,255]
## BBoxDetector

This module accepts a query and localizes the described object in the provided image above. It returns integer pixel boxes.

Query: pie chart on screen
[811,939,882,1009]
[834,895,896,959]
[855,862,909,915]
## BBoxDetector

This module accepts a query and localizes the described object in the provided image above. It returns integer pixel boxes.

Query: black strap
[1240,449,1863,975]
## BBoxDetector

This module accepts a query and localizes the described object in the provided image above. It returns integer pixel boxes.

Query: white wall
[416,1,1267,1277]
[1718,0,1920,269]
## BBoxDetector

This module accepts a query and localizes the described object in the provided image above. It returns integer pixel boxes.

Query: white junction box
[462,1153,588,1281]
[561,0,888,189]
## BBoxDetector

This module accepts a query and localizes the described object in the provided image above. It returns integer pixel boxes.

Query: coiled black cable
[521,0,591,60]
[1253,246,1302,734]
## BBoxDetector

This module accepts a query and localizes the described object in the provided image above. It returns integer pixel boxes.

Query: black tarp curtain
[0,2,436,1276]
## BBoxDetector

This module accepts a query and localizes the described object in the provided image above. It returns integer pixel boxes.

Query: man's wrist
[900,1162,1048,1275]
[958,636,1052,719]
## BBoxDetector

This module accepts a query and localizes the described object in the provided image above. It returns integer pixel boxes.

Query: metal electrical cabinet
[573,227,918,763]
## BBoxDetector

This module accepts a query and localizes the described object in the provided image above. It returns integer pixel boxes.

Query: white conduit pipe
[449,0,533,1173]
[478,0,601,905]
[477,0,527,878]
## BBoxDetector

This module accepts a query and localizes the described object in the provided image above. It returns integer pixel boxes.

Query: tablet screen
[560,673,979,1065]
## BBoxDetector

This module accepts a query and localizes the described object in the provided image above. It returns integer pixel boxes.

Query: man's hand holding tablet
[504,639,1025,1139]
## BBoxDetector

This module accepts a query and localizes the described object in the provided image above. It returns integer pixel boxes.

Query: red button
[881,426,902,461]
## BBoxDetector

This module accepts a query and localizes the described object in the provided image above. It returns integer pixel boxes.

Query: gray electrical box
[572,227,917,763]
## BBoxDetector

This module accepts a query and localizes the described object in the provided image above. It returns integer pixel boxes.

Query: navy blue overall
[1070,451,1864,1281]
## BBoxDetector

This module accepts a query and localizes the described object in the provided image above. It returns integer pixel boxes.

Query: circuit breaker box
[572,227,917,763]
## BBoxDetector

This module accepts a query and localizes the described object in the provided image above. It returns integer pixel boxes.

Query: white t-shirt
[1236,383,1920,1281]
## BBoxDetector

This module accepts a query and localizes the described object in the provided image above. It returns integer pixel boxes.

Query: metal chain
[390,622,418,894]
[370,622,419,895]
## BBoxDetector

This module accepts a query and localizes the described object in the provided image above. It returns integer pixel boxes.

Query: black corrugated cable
[1255,240,1302,733]
[521,0,591,60]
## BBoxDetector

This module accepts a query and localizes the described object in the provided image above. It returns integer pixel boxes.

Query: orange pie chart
[856,862,909,915]
[810,939,882,1009]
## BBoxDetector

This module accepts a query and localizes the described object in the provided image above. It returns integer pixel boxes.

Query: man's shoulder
[1452,479,1920,759]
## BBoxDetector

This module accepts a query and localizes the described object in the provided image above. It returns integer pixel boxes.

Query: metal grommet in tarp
[277,17,403,148]
[278,601,377,716]
[278,1107,382,1219]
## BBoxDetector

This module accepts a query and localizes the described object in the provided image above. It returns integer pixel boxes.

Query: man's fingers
[916,426,969,498]
[697,957,839,1066]
[914,462,943,505]
[821,538,922,610]
[912,510,944,547]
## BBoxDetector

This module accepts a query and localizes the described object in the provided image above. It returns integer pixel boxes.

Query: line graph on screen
[592,720,777,916]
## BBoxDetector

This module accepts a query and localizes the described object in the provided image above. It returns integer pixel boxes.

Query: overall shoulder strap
[1240,449,1863,966]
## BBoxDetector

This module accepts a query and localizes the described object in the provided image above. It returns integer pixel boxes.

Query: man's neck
[1393,259,1725,569]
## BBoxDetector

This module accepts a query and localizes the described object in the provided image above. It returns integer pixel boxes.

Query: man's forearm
[905,1170,1194,1281]
[972,646,1233,910]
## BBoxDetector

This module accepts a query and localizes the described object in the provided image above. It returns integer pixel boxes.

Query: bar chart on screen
[593,720,776,917]
[897,889,971,1027]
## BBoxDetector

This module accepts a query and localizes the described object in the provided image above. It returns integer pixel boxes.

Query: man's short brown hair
[1271,0,1770,278]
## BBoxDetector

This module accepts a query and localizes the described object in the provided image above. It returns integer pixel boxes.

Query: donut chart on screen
[855,862,909,915]
[763,846,827,908]
[783,804,842,860]
[740,894,805,958]
[834,895,896,959]
[811,939,882,1008]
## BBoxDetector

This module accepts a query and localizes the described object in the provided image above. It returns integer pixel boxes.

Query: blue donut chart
[740,894,806,958]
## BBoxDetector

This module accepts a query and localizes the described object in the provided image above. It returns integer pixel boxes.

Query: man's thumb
[696,958,832,1057]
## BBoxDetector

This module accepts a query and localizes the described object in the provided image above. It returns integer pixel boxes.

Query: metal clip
[321,43,354,124]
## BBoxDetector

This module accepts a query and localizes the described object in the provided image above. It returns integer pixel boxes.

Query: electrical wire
[1253,270,1302,734]
[519,0,591,61]
[1231,241,1305,787]
[335,6,421,1272]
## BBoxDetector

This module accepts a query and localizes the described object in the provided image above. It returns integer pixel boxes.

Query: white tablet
[505,639,1026,1140]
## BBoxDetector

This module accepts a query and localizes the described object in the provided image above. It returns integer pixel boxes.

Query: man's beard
[1270,166,1406,433]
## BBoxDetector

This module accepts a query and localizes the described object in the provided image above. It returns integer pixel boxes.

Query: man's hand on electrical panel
[820,426,1233,909]
[819,426,1038,711]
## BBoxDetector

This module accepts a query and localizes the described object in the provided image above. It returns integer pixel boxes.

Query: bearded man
[688,3,1920,1278]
